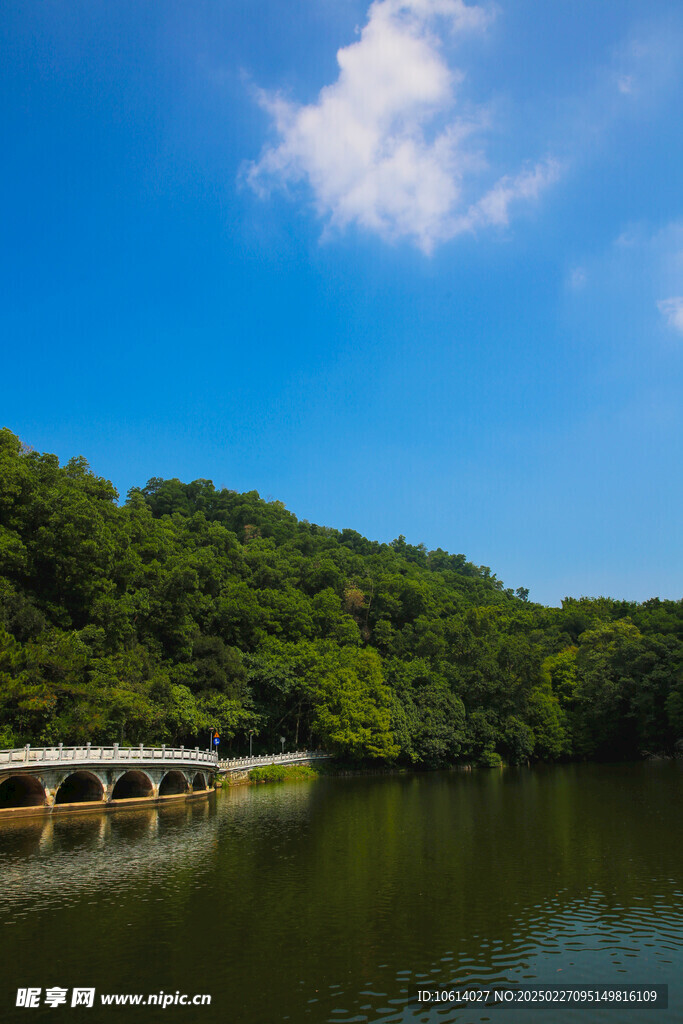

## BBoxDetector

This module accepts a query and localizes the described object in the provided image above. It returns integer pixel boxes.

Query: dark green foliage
[1,428,682,764]
[248,764,318,783]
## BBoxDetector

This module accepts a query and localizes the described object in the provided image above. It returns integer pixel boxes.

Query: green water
[1,763,682,1023]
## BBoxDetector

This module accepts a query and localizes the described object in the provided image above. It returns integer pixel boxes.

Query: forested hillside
[1,428,681,765]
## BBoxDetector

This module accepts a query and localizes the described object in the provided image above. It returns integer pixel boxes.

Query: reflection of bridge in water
[0,781,317,915]
[0,744,219,816]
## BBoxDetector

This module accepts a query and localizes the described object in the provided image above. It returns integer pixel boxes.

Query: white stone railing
[218,749,332,772]
[0,744,218,767]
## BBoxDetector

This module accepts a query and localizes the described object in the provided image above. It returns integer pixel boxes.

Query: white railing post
[58,742,63,761]
[24,744,30,763]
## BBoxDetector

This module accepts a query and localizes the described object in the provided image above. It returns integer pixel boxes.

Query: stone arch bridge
[0,744,218,817]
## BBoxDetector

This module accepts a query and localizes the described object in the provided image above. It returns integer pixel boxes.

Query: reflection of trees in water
[212,767,683,1024]
[206,766,683,1005]
[0,767,681,1024]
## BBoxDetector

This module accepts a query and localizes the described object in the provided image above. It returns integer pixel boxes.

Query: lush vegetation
[1,428,681,765]
[248,764,319,783]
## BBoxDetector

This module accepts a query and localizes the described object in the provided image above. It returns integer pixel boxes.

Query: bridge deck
[0,744,218,774]
[218,750,332,773]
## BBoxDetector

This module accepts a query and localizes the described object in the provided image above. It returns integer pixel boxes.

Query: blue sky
[1,0,682,605]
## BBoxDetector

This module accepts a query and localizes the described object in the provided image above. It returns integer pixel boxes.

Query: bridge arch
[111,770,154,800]
[0,774,46,809]
[158,770,189,797]
[54,771,104,805]
[192,772,207,791]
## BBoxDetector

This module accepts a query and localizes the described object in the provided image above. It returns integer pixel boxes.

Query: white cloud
[657,297,683,334]
[245,0,557,252]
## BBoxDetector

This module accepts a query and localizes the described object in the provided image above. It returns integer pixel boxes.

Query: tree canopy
[1,428,681,764]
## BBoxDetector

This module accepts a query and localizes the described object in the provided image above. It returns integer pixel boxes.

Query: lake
[0,762,681,1023]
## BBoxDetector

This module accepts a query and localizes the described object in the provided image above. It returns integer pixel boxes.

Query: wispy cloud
[616,74,634,95]
[612,31,682,102]
[245,0,557,252]
[657,297,683,334]
[566,220,683,341]
[569,267,587,290]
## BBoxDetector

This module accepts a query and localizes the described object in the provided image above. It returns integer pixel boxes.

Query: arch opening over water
[159,771,188,797]
[0,774,46,809]
[54,772,104,805]
[192,772,207,792]
[111,771,154,800]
